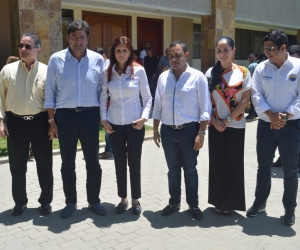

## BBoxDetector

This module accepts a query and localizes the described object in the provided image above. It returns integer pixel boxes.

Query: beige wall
[62,4,172,53]
[171,17,193,66]
[0,0,12,69]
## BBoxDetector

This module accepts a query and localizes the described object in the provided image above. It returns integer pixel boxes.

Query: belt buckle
[23,116,33,120]
[172,125,182,129]
[75,107,82,112]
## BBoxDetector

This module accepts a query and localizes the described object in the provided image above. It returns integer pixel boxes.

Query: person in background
[100,36,152,215]
[205,36,251,216]
[95,47,113,160]
[144,47,159,101]
[133,50,142,65]
[153,40,211,220]
[45,20,106,219]
[139,41,150,65]
[246,53,258,120]
[273,44,300,173]
[247,30,300,226]
[156,48,171,76]
[0,33,53,217]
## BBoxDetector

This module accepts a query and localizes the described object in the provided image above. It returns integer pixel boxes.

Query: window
[62,9,74,49]
[193,24,201,59]
[235,29,297,60]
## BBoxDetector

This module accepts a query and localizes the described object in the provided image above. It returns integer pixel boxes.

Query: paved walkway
[0,119,299,250]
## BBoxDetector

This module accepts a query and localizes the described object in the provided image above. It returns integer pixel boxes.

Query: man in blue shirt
[45,20,106,219]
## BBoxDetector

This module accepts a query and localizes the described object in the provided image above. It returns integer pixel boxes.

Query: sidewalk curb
[0,135,154,165]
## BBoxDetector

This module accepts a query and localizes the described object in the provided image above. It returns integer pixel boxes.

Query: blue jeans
[254,119,300,211]
[55,108,101,205]
[160,123,200,207]
[105,132,112,153]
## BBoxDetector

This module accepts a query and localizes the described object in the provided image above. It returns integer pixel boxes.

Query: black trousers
[109,123,145,199]
[55,108,101,205]
[208,126,246,211]
[7,112,53,205]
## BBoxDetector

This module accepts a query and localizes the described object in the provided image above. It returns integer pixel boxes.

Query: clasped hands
[101,118,146,134]
[268,111,287,130]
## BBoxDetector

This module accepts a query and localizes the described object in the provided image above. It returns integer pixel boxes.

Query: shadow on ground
[143,207,296,237]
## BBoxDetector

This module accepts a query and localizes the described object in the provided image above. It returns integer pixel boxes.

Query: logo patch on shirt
[262,76,272,80]
[288,74,297,82]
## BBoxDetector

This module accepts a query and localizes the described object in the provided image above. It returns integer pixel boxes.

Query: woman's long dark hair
[208,36,234,92]
[107,36,138,82]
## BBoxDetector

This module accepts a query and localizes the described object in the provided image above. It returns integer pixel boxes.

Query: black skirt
[208,126,246,211]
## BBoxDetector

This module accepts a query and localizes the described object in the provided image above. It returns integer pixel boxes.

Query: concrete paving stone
[94,239,120,249]
[114,232,138,243]
[76,238,101,249]
[40,236,65,248]
[63,230,88,241]
[59,237,85,249]
[4,235,31,246]
[112,239,136,250]
[98,231,122,242]
[130,240,155,250]
[23,236,50,248]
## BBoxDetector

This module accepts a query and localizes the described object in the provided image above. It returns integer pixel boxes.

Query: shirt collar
[66,46,87,60]
[112,64,132,74]
[170,63,190,76]
[21,60,37,71]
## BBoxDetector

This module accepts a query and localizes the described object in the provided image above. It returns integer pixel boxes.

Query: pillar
[201,0,236,73]
[9,0,63,65]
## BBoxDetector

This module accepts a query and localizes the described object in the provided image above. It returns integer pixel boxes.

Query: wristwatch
[198,130,206,136]
[226,115,232,123]
[48,118,54,123]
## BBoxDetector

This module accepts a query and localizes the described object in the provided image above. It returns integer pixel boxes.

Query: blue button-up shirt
[44,48,104,109]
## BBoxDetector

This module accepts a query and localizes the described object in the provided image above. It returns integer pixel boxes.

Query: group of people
[0,20,298,226]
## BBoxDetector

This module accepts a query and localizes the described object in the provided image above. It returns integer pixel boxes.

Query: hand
[212,118,226,132]
[153,130,160,148]
[193,134,204,151]
[0,120,9,138]
[48,121,58,139]
[102,120,115,134]
[269,111,286,129]
[132,118,146,130]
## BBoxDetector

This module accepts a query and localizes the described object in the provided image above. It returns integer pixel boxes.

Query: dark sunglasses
[262,46,277,53]
[18,43,39,50]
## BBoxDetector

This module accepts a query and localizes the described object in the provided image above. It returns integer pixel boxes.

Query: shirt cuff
[286,105,300,116]
[255,103,270,116]
[152,111,161,120]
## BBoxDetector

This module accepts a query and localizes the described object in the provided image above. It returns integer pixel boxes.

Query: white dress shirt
[252,54,300,122]
[100,65,152,125]
[153,65,211,125]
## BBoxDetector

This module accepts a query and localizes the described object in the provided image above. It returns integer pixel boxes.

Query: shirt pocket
[33,80,45,94]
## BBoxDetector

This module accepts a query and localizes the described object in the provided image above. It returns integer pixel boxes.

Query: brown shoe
[99,152,113,159]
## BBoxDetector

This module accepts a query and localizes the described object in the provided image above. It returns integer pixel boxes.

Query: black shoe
[116,202,128,214]
[12,204,27,216]
[89,203,107,216]
[161,204,180,216]
[40,203,52,216]
[189,206,203,220]
[61,203,77,219]
[246,203,266,217]
[132,202,142,215]
[283,210,295,226]
[273,159,282,167]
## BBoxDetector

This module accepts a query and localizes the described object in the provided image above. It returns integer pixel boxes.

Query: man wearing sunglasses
[248,30,300,226]
[0,33,53,216]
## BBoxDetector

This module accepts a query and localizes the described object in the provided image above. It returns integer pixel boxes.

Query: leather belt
[167,122,197,129]
[10,112,45,120]
[58,107,98,112]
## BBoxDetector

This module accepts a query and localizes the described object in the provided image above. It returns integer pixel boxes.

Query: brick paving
[0,119,299,249]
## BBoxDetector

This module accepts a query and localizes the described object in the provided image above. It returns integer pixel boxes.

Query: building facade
[1,0,300,71]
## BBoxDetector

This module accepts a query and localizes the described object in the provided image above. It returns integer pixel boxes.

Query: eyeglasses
[18,43,39,50]
[168,54,184,60]
[216,49,231,54]
[262,46,277,53]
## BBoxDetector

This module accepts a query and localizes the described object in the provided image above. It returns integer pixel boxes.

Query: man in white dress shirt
[153,40,211,220]
[247,30,300,226]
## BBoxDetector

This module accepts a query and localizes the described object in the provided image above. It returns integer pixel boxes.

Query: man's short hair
[248,54,255,59]
[263,30,288,50]
[95,47,106,55]
[287,45,300,58]
[22,33,41,48]
[67,20,90,36]
[169,40,188,53]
